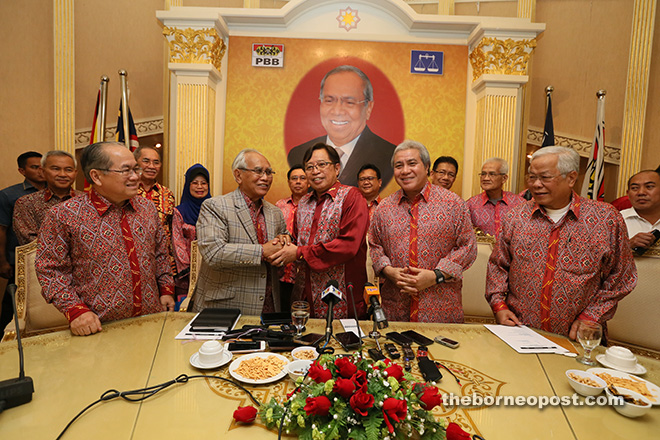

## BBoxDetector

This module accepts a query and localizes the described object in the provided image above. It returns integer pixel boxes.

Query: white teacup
[603,346,637,370]
[197,340,225,366]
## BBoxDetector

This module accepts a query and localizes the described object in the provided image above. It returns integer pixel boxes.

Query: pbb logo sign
[252,44,284,67]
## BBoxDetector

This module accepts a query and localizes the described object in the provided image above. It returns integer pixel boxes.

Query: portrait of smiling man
[287,65,396,188]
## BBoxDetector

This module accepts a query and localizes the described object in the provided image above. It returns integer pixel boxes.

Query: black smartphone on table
[260,312,292,326]
[335,331,362,350]
[401,330,435,346]
[294,333,324,346]
[386,331,414,346]
[227,341,266,353]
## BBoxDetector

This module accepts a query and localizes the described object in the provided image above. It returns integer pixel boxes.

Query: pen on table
[519,346,557,350]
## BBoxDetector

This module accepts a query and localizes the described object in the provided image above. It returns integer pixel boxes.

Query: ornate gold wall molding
[469,37,536,81]
[617,0,657,195]
[53,0,75,153]
[163,27,226,71]
[527,127,621,165]
[74,117,164,149]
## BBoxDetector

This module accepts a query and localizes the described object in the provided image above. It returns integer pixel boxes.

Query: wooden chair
[179,240,200,312]
[461,233,496,323]
[2,241,68,342]
[608,246,660,357]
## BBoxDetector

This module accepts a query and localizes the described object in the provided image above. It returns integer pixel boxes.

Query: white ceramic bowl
[603,346,638,370]
[605,386,652,418]
[197,340,225,366]
[287,360,313,381]
[565,370,606,396]
[291,346,319,361]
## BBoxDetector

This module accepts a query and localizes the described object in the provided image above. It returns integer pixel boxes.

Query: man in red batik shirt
[486,146,637,339]
[271,143,369,319]
[369,140,476,323]
[36,142,175,336]
[466,158,524,237]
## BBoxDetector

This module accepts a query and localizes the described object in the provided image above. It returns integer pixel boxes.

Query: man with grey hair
[466,157,524,236]
[369,140,476,322]
[36,142,175,336]
[13,150,82,245]
[287,65,396,188]
[486,146,636,339]
[194,149,288,314]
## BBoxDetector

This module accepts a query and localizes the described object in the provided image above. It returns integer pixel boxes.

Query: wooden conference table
[0,312,658,439]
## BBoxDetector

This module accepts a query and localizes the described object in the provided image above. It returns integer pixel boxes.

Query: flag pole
[119,70,130,149]
[545,85,553,112]
[99,76,109,140]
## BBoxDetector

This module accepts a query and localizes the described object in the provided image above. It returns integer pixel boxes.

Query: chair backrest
[461,235,495,322]
[2,240,68,341]
[179,240,200,312]
[608,250,660,353]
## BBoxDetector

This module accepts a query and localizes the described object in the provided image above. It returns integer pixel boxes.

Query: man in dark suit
[287,65,396,188]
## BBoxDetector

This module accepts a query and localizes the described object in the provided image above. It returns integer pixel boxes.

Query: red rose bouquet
[258,353,450,439]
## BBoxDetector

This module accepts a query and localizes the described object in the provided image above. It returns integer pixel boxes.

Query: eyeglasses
[526,174,561,183]
[358,176,378,182]
[305,161,335,172]
[99,167,143,177]
[320,96,368,109]
[239,167,275,177]
[139,158,161,166]
[433,170,456,179]
[478,172,506,178]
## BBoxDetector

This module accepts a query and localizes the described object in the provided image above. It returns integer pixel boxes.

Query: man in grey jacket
[193,149,288,314]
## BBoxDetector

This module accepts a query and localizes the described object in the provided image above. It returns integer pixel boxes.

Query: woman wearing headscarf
[171,164,211,301]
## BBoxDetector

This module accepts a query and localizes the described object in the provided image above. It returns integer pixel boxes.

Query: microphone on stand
[347,282,364,349]
[363,282,388,329]
[0,284,34,413]
[321,280,342,344]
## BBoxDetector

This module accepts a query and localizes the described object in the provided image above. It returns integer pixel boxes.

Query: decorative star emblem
[337,7,360,32]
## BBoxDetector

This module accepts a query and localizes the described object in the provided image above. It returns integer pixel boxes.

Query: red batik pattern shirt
[13,187,82,245]
[486,193,637,337]
[276,197,298,284]
[369,183,477,323]
[293,182,369,319]
[36,190,174,323]
[466,191,525,237]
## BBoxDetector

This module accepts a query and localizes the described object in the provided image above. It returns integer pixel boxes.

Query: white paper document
[484,324,569,354]
[340,319,366,337]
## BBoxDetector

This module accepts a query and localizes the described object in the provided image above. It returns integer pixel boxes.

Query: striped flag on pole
[581,91,606,201]
[89,90,104,144]
[115,100,139,152]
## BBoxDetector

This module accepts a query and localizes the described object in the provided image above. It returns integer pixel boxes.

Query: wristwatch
[433,269,445,284]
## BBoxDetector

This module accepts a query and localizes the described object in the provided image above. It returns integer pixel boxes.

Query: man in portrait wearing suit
[193,149,288,315]
[287,65,396,188]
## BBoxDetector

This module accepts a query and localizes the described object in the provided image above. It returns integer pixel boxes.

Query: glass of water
[576,321,602,366]
[291,301,310,337]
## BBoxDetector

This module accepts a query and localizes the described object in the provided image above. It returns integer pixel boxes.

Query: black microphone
[0,284,34,413]
[363,282,388,329]
[321,280,342,342]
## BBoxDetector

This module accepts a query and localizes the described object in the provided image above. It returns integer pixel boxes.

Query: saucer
[190,350,233,370]
[596,354,647,375]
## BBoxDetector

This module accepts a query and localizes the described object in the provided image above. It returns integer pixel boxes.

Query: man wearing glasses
[287,65,396,188]
[486,146,636,338]
[36,142,175,336]
[430,156,459,191]
[194,149,288,315]
[271,143,369,319]
[465,158,524,237]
